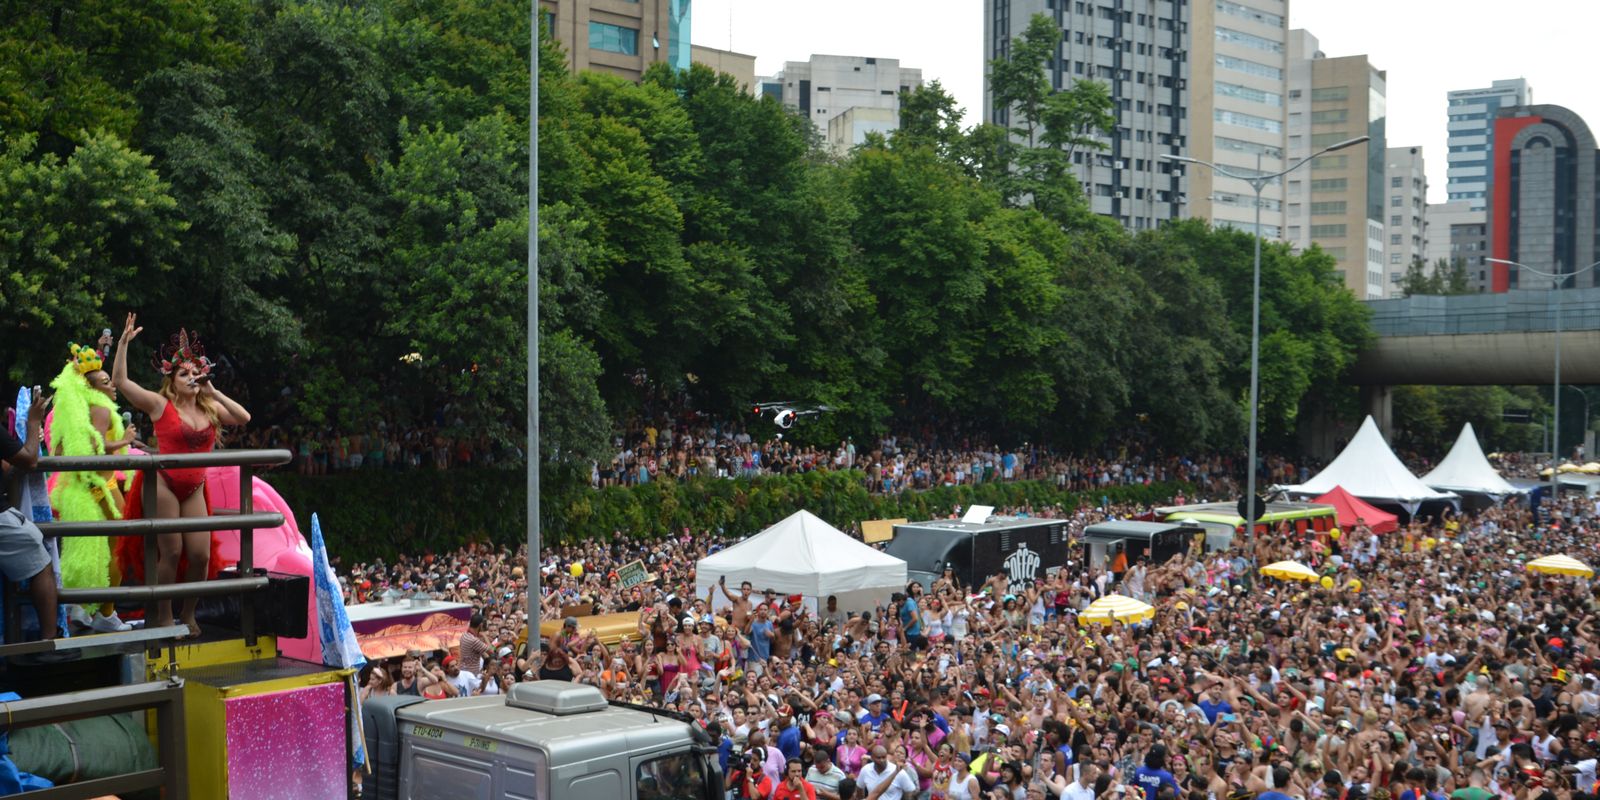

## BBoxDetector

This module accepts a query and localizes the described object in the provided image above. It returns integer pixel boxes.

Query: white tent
[695,510,907,612]
[1422,422,1522,498]
[1277,416,1457,513]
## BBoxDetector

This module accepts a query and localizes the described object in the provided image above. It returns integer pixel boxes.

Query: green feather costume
[48,360,125,590]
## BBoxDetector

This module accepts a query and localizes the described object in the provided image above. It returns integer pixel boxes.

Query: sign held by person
[616,559,653,590]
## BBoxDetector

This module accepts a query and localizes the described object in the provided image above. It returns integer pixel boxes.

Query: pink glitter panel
[226,681,347,799]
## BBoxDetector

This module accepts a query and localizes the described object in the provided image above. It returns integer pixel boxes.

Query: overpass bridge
[1348,287,1600,436]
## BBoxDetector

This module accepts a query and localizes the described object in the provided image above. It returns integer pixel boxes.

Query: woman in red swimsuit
[112,314,251,637]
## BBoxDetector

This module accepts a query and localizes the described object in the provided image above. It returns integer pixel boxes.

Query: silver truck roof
[396,681,695,763]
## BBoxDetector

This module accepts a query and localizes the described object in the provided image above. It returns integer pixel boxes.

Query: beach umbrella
[1525,555,1594,578]
[1078,594,1155,626]
[1260,561,1319,582]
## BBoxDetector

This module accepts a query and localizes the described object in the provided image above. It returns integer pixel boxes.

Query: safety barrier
[1,448,292,798]
[5,448,292,648]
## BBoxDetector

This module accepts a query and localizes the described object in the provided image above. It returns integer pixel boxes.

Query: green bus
[1152,501,1338,552]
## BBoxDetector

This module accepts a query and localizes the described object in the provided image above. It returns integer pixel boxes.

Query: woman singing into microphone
[113,314,250,638]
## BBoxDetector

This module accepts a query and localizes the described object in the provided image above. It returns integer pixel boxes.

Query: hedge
[265,467,1195,563]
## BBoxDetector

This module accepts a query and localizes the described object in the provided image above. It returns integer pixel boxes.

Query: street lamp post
[1162,135,1370,534]
[1487,257,1600,515]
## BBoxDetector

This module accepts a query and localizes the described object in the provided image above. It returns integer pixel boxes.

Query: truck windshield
[635,751,715,800]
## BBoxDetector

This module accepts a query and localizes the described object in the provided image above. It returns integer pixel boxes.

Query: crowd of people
[340,485,1600,800]
[592,415,1274,498]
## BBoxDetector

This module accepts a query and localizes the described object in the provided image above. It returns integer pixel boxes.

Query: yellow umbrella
[1583,462,1600,474]
[1260,560,1319,582]
[1558,462,1582,473]
[1525,555,1595,578]
[1078,594,1155,626]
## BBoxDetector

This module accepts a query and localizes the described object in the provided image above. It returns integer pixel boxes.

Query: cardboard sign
[616,559,652,589]
[861,518,906,544]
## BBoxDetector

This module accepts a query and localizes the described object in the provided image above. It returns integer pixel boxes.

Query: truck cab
[365,681,724,800]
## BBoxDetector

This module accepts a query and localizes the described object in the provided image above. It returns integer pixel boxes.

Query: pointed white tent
[1422,423,1521,498]
[695,510,908,612]
[1278,416,1457,513]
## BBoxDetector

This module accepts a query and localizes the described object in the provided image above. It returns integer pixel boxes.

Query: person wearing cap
[442,654,480,697]
[860,694,890,731]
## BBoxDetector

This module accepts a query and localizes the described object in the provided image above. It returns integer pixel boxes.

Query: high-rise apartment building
[983,0,1190,232]
[767,55,923,153]
[1425,201,1490,292]
[540,0,691,81]
[1446,78,1531,211]
[1488,104,1600,291]
[1188,0,1289,240]
[1283,30,1387,299]
[1382,146,1427,289]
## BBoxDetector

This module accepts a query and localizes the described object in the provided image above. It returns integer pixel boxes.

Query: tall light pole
[528,8,542,647]
[1162,134,1369,534]
[1486,258,1600,493]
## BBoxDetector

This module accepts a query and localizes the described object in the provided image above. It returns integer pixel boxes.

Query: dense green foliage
[1397,257,1473,297]
[1392,385,1572,456]
[269,467,1193,561]
[3,4,1375,469]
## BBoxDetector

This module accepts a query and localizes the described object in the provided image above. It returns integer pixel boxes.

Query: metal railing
[0,680,189,800]
[2,448,291,799]
[6,449,292,646]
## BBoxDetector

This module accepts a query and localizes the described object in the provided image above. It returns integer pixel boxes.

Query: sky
[691,0,1600,204]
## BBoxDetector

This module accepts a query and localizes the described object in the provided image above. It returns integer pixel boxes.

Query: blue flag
[309,513,367,767]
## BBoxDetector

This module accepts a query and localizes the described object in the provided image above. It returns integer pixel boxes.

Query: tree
[1156,221,1373,445]
[1397,256,1440,296]
[1038,79,1116,165]
[1440,258,1472,294]
[987,13,1055,147]
[1398,257,1474,297]
[895,81,966,160]
[0,133,184,383]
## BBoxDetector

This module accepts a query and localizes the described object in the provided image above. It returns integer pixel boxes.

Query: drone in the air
[750,401,835,429]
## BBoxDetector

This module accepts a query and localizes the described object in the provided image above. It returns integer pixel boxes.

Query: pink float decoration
[225,681,348,799]
[205,467,320,661]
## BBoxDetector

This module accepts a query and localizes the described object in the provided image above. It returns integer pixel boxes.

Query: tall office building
[1382,146,1427,289]
[767,55,923,154]
[983,0,1190,232]
[1187,0,1289,240]
[1487,104,1600,291]
[690,45,757,94]
[1425,201,1490,292]
[1446,78,1531,211]
[1283,30,1387,299]
[540,0,691,81]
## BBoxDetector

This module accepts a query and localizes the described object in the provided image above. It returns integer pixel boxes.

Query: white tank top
[1533,733,1556,761]
[945,768,978,800]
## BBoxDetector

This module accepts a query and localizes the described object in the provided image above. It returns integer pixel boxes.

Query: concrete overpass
[1347,287,1600,435]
